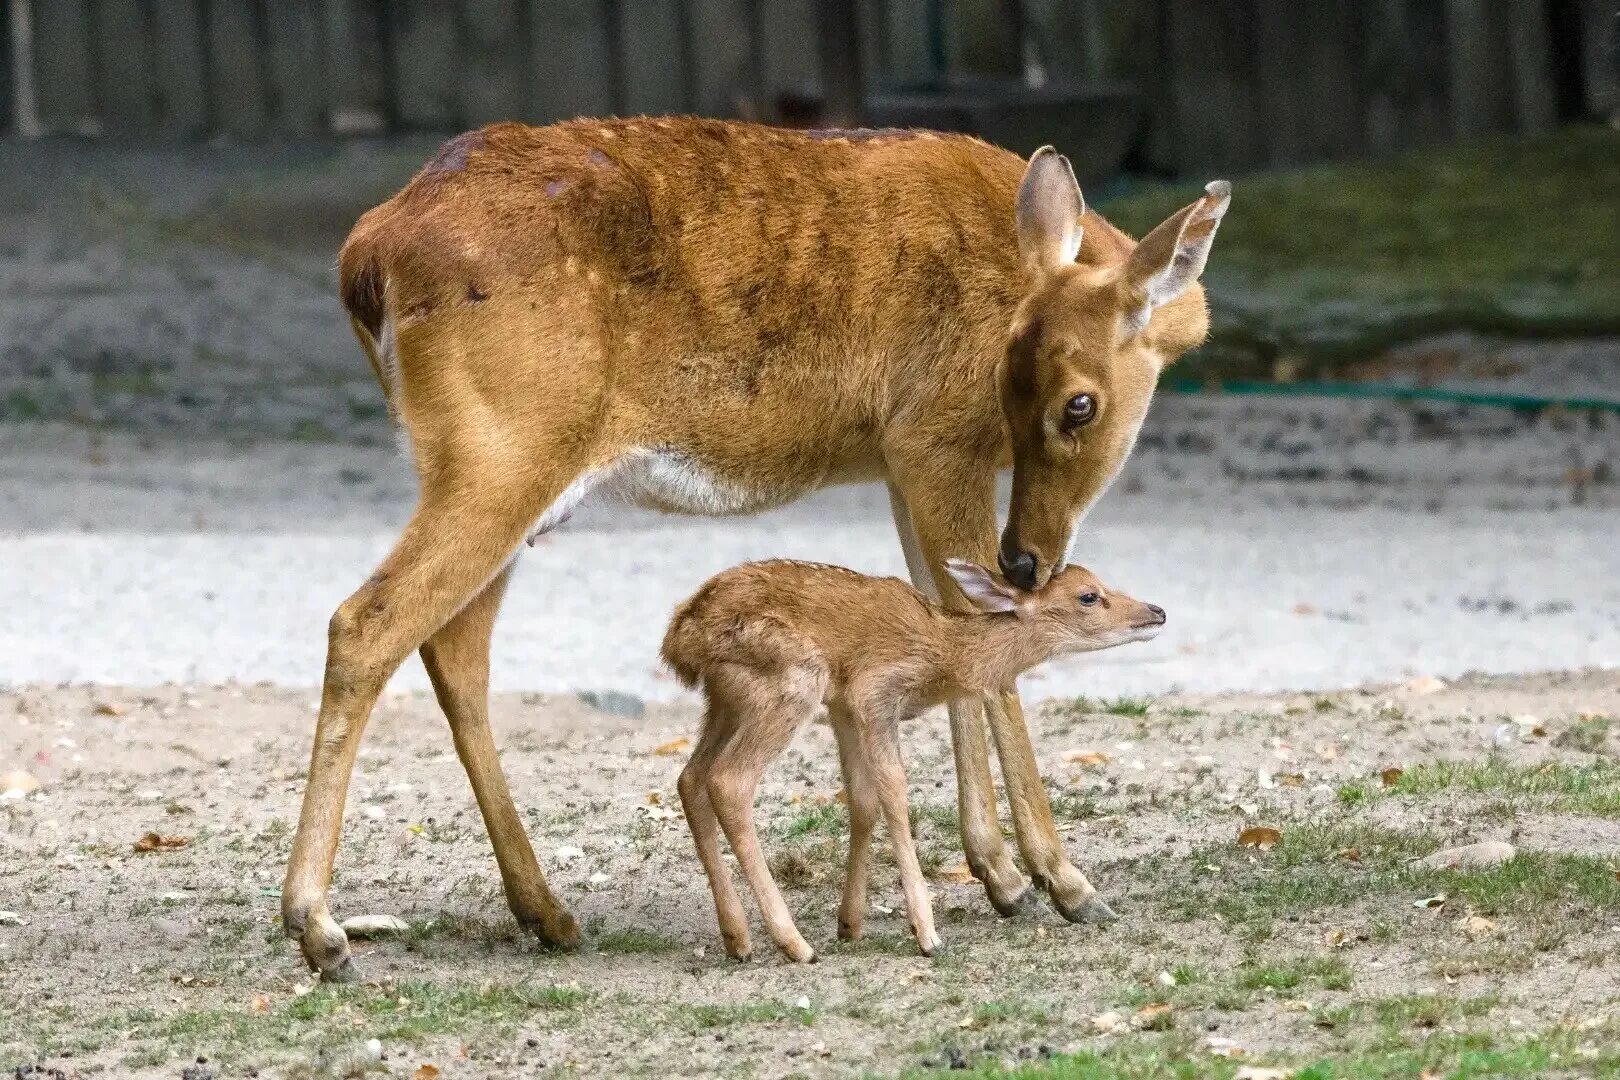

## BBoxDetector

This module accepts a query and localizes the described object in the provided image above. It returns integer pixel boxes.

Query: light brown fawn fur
[282,115,1228,978]
[664,558,1166,961]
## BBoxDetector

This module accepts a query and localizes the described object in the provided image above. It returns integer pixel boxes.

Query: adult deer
[283,117,1228,977]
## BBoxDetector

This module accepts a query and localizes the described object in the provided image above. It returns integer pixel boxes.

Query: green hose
[1164,379,1620,414]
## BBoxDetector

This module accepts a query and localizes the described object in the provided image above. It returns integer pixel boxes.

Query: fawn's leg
[831,708,880,940]
[707,672,818,963]
[678,700,753,960]
[861,716,941,956]
[887,480,1031,916]
[420,566,579,949]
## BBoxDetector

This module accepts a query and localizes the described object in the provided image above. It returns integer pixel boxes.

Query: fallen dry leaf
[649,737,690,756]
[1337,848,1362,863]
[1276,773,1305,787]
[93,701,126,716]
[1292,602,1317,616]
[247,993,271,1014]
[1133,1002,1174,1031]
[132,832,190,853]
[1414,894,1448,909]
[1324,929,1349,949]
[1237,826,1282,851]
[645,790,662,805]
[413,1065,441,1080]
[1064,750,1112,767]
[934,862,978,885]
[1380,767,1405,787]
[340,914,410,938]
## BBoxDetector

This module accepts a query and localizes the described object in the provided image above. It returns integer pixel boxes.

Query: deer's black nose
[1146,604,1167,624]
[998,547,1038,591]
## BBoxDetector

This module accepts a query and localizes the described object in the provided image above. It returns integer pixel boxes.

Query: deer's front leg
[889,471,1113,924]
[887,480,1031,917]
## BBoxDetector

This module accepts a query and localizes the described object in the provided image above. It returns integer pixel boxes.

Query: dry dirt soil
[4,670,1620,1078]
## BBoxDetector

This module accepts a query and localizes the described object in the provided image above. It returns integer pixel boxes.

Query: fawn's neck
[942,611,1058,696]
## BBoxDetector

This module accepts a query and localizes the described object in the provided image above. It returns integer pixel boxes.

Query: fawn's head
[944,559,1166,653]
[997,149,1230,589]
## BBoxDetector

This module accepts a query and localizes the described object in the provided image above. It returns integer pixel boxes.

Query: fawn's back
[661,560,950,693]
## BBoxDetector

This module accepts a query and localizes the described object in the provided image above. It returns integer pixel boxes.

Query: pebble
[1417,840,1516,870]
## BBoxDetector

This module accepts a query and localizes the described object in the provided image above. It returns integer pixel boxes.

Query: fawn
[662,558,1166,962]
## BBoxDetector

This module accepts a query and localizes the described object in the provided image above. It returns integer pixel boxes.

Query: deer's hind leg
[421,566,579,950]
[706,660,827,963]
[282,310,605,978]
[679,696,754,960]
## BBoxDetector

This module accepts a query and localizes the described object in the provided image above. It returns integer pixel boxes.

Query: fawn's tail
[659,583,715,689]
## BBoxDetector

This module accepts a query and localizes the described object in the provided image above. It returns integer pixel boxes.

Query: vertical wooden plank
[1162,0,1261,173]
[32,0,97,133]
[692,0,753,116]
[320,0,389,133]
[94,0,156,132]
[264,0,325,133]
[1301,0,1366,160]
[1403,0,1454,145]
[1252,0,1307,166]
[619,0,685,114]
[461,0,526,124]
[1504,0,1556,132]
[877,0,932,87]
[1363,0,1412,153]
[816,0,862,124]
[207,0,273,137]
[1443,0,1508,136]
[529,0,613,121]
[760,0,817,114]
[0,0,13,135]
[152,0,209,135]
[392,0,460,128]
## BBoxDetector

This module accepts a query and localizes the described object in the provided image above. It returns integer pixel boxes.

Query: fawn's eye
[1078,592,1099,606]
[1062,393,1097,431]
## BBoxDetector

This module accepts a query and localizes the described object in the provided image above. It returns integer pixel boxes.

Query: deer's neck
[942,613,1057,696]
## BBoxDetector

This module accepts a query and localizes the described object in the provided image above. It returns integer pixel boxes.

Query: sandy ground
[3,670,1619,1078]
[3,385,1617,701]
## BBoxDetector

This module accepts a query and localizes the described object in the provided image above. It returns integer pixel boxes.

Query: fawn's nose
[1146,604,1167,624]
[998,546,1038,591]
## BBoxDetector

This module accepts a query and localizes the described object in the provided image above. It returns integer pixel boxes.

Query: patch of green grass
[591,927,685,955]
[778,801,847,839]
[1554,715,1613,753]
[904,1019,1620,1078]
[673,1001,815,1029]
[1104,126,1620,373]
[1383,757,1620,816]
[1235,954,1352,992]
[1146,821,1620,930]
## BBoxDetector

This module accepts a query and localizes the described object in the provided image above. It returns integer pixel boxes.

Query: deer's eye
[1078,592,1099,606]
[1062,393,1097,431]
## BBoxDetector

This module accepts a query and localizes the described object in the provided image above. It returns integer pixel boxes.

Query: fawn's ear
[1121,180,1231,334]
[944,559,1020,615]
[1016,147,1084,275]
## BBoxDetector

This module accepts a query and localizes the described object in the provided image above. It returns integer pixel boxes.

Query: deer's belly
[527,447,808,539]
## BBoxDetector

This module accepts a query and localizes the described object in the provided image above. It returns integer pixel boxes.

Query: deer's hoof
[521,907,582,951]
[1054,892,1118,925]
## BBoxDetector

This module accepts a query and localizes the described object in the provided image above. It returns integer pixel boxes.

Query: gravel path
[4,391,1615,700]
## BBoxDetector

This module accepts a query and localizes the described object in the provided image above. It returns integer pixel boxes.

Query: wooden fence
[2,0,1612,174]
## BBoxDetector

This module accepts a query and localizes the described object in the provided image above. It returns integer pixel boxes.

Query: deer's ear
[944,559,1020,614]
[1016,147,1084,275]
[1122,180,1231,332]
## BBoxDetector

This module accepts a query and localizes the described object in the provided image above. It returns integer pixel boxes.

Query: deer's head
[996,149,1229,589]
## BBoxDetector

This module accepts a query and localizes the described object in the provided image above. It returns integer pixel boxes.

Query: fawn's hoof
[989,884,1039,919]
